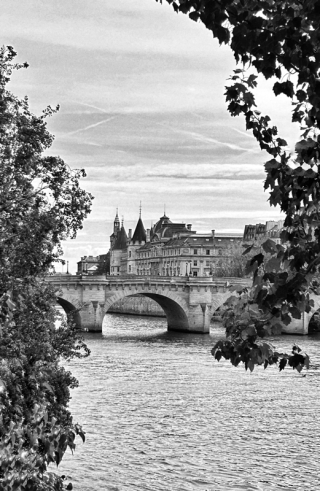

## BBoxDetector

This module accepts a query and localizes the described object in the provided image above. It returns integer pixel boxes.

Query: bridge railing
[47,273,251,287]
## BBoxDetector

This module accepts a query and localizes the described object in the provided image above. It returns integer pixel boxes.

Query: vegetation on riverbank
[0,47,93,490]
[157,0,320,372]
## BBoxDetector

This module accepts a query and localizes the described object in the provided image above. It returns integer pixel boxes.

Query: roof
[151,214,172,236]
[113,226,128,250]
[163,238,188,247]
[151,214,193,241]
[131,217,146,243]
[136,242,154,252]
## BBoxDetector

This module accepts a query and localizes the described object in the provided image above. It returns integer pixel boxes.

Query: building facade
[109,211,243,277]
[243,219,284,244]
[76,212,286,277]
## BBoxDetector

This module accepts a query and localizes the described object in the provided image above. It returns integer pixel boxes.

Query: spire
[139,201,142,219]
[113,208,120,234]
[121,215,124,227]
[132,215,146,244]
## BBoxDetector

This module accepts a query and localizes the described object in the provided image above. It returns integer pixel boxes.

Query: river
[58,313,320,490]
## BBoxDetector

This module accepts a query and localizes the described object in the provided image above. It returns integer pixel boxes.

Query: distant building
[243,220,284,244]
[77,253,110,275]
[76,212,285,277]
[108,210,243,277]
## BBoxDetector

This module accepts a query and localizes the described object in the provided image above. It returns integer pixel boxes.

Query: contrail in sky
[67,117,116,136]
[71,101,110,114]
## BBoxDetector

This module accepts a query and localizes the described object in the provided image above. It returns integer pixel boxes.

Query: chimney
[146,228,150,242]
[187,224,192,231]
[212,229,215,238]
[128,228,132,240]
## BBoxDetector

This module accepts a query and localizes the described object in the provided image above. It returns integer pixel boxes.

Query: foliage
[156,0,320,371]
[0,46,92,489]
[214,241,248,277]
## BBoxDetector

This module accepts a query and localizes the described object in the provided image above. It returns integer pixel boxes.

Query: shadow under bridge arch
[143,293,189,331]
[105,292,190,332]
[56,297,82,329]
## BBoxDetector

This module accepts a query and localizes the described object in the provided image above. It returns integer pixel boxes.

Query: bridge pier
[77,301,104,332]
[168,303,212,334]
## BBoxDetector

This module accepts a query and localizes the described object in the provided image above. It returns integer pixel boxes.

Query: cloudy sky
[3,0,300,272]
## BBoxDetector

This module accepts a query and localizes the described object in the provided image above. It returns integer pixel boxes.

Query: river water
[58,314,320,490]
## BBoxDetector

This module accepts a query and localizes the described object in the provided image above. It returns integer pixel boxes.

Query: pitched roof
[113,226,128,250]
[132,217,146,243]
[163,238,188,247]
[136,242,153,252]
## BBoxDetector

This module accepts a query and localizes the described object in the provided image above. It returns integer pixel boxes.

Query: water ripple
[57,314,320,490]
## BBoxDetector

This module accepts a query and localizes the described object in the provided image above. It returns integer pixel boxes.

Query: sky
[3,0,300,273]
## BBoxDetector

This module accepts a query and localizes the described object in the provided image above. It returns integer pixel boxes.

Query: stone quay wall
[108,294,165,317]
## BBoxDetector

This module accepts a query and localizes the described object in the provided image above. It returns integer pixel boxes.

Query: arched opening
[57,297,82,329]
[143,293,189,331]
[105,292,189,331]
[107,294,165,317]
[54,303,67,329]
[308,309,320,334]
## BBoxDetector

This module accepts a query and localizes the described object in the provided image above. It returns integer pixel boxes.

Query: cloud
[2,0,296,274]
[159,125,259,154]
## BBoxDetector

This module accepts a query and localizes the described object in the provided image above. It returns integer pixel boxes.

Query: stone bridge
[47,274,251,333]
[47,274,318,335]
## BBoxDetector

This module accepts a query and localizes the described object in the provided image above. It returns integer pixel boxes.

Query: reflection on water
[58,313,320,490]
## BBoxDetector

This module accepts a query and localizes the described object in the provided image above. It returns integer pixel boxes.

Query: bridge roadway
[47,274,317,334]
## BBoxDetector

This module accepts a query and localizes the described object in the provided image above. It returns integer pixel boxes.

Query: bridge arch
[56,296,82,329]
[104,290,190,331]
[211,291,234,314]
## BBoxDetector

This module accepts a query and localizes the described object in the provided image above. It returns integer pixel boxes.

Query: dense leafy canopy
[0,47,92,489]
[157,0,320,371]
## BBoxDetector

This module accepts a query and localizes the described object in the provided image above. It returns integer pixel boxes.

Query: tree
[214,241,248,277]
[0,46,93,489]
[156,0,320,372]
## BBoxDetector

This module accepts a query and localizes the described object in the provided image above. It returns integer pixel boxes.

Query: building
[108,210,243,277]
[77,253,110,275]
[243,220,284,244]
[76,212,285,277]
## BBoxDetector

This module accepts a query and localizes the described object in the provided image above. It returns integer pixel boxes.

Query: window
[129,265,131,272]
[193,260,197,266]
[193,249,198,255]
[206,249,210,255]
[193,271,197,277]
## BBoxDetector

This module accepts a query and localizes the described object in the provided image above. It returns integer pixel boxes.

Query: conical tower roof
[132,217,146,243]
[113,226,128,250]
